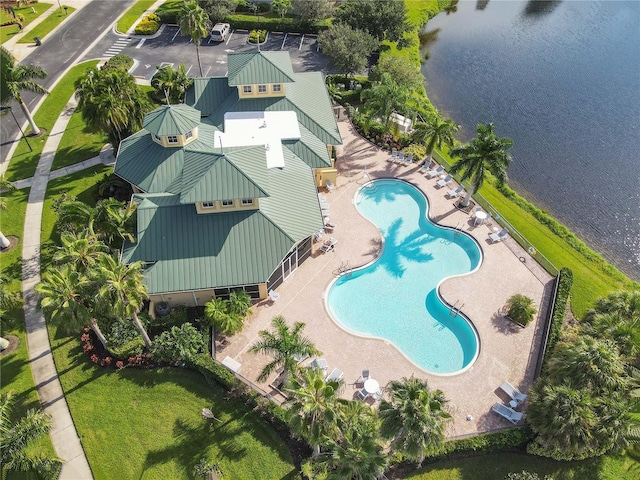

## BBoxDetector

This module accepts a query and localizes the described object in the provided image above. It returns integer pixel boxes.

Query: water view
[421,0,640,280]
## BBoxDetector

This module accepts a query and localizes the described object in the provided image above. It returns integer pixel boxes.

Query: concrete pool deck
[218,118,554,438]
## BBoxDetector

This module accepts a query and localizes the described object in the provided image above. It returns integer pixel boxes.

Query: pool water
[326,179,482,374]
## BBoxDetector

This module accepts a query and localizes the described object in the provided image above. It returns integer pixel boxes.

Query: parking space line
[226,31,234,45]
[171,28,181,42]
[281,33,288,50]
[186,64,193,76]
[136,39,145,49]
[299,35,304,50]
[204,66,211,77]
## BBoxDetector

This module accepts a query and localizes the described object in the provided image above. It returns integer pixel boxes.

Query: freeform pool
[326,179,482,375]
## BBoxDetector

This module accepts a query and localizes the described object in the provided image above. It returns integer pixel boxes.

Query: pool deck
[218,118,554,438]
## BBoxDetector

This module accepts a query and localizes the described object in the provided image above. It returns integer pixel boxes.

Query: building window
[243,85,252,94]
[221,200,234,207]
[185,130,193,140]
[202,201,214,208]
[272,84,282,92]
[258,85,267,94]
[153,133,161,142]
[167,135,178,144]
[241,198,254,206]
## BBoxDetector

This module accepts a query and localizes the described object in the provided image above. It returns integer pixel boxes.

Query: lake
[420,0,640,281]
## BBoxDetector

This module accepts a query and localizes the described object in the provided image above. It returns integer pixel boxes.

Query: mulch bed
[0,334,19,356]
[0,235,19,254]
[454,199,476,214]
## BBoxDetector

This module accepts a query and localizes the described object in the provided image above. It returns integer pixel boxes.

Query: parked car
[210,23,230,42]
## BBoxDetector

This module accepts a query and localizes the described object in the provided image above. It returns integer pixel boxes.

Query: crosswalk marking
[104,37,133,58]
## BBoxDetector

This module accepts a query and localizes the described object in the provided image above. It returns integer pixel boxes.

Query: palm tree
[449,123,513,207]
[505,294,537,326]
[178,1,212,77]
[92,198,137,247]
[228,289,252,318]
[249,316,320,386]
[151,63,193,104]
[284,366,345,457]
[546,336,626,393]
[53,231,108,272]
[36,265,90,334]
[378,376,451,465]
[96,254,151,347]
[0,392,63,479]
[75,67,150,146]
[0,270,22,346]
[411,114,459,165]
[360,73,412,134]
[1,46,48,136]
[204,297,243,336]
[0,175,16,248]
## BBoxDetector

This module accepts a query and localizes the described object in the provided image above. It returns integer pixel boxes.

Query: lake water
[421,0,640,281]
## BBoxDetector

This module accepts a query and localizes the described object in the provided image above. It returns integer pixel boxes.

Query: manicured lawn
[49,327,296,480]
[17,4,75,43]
[51,109,108,171]
[116,0,156,34]
[0,2,52,44]
[5,60,99,182]
[1,186,29,291]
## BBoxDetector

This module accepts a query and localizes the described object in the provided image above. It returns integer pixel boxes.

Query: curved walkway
[20,96,94,480]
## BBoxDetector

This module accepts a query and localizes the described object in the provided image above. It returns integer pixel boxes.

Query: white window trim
[201,201,215,208]
[167,135,178,144]
[258,85,267,94]
[221,200,234,207]
[185,130,193,139]
[243,85,252,94]
[272,84,282,92]
[241,198,254,205]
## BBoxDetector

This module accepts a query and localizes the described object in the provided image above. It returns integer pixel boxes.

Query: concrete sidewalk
[21,96,94,480]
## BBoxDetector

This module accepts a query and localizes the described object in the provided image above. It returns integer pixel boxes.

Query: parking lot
[120,26,330,81]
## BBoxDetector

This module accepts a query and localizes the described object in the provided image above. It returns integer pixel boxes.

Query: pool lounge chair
[419,163,431,174]
[436,174,453,188]
[395,152,405,164]
[492,402,524,424]
[313,229,325,242]
[321,237,338,253]
[309,358,328,371]
[446,185,464,198]
[268,290,280,302]
[372,389,384,402]
[325,367,344,382]
[404,154,414,165]
[499,381,528,404]
[489,228,509,243]
[323,220,336,233]
[426,165,444,178]
[355,388,369,401]
[326,180,335,191]
[389,150,398,162]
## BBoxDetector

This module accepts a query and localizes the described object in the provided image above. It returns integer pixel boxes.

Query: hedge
[440,427,531,456]
[191,352,237,389]
[227,13,329,34]
[101,54,134,72]
[540,267,573,375]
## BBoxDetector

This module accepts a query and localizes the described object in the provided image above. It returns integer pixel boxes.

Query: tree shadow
[491,310,523,335]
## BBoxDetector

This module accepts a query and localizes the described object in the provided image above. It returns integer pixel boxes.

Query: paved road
[83,26,332,81]
[0,0,134,166]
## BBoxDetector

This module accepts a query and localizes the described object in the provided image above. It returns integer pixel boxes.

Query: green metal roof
[186,77,234,116]
[122,154,322,294]
[180,148,270,203]
[143,104,201,136]
[227,51,296,86]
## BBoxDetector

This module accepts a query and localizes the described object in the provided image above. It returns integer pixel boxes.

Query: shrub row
[227,13,329,34]
[540,267,573,374]
[134,14,161,35]
[441,427,531,456]
[101,54,134,72]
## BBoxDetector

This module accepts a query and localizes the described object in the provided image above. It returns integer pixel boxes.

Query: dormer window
[185,130,193,140]
[258,85,267,94]
[241,198,254,206]
[221,200,234,207]
[202,201,214,208]
[167,135,178,144]
[153,133,161,142]
[243,86,252,94]
[272,84,282,92]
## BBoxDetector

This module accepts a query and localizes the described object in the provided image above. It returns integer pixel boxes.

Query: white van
[210,23,230,42]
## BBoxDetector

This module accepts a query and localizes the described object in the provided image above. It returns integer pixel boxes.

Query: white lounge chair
[372,389,384,402]
[294,353,310,363]
[436,174,453,188]
[419,163,431,174]
[404,154,414,165]
[325,180,335,191]
[319,202,330,210]
[446,185,464,198]
[313,229,325,242]
[489,228,509,243]
[395,152,405,164]
[309,358,328,370]
[268,290,280,302]
[425,165,444,178]
[355,388,369,401]
[323,220,336,233]
[389,150,398,162]
[499,381,528,404]
[321,237,338,253]
[318,193,327,202]
[492,402,523,424]
[325,367,344,382]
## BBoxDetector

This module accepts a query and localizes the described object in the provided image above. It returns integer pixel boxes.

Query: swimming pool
[326,179,482,375]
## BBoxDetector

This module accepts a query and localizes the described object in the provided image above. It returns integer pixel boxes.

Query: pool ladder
[454,222,464,235]
[450,300,464,317]
[333,260,353,278]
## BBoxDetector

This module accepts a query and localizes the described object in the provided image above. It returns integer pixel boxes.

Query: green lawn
[17,4,75,43]
[49,327,296,480]
[5,60,99,182]
[51,109,108,171]
[116,0,156,34]
[0,2,52,44]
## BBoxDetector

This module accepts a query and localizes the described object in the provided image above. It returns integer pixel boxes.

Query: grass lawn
[0,2,52,44]
[1,186,29,291]
[5,60,99,182]
[51,109,108,171]
[49,327,296,480]
[116,0,156,34]
[17,4,75,43]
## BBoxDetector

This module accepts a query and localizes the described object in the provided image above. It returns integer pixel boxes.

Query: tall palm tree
[285,366,345,457]
[96,254,151,347]
[178,1,212,77]
[1,46,48,136]
[378,376,451,465]
[92,198,137,247]
[0,175,16,248]
[449,123,513,207]
[53,231,108,272]
[547,336,626,393]
[151,63,193,104]
[204,297,243,336]
[36,265,90,334]
[249,316,320,386]
[0,392,63,479]
[360,73,412,134]
[411,114,459,165]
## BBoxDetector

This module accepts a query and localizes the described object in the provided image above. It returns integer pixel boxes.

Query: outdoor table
[364,378,380,394]
[509,400,519,409]
[474,211,488,225]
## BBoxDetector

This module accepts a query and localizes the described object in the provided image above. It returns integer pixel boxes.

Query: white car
[210,23,230,42]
